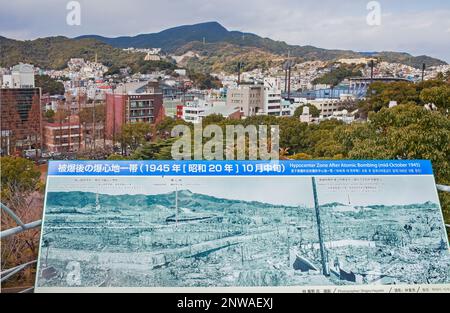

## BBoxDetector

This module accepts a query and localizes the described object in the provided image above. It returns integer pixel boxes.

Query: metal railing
[1,184,450,292]
[1,202,41,293]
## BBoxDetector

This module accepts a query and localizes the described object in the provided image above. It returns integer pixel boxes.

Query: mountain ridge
[1,22,446,72]
[75,21,447,69]
[45,190,296,211]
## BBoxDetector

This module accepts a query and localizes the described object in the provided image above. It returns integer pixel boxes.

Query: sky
[47,175,440,207]
[1,0,449,62]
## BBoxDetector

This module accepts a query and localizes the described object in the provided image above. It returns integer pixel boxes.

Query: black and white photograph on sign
[36,175,450,289]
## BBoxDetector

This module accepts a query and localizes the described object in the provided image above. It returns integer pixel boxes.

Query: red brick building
[105,81,165,140]
[43,115,84,153]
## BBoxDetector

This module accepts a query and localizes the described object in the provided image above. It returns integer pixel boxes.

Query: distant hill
[1,22,445,74]
[46,190,295,212]
[0,36,175,73]
[77,21,447,69]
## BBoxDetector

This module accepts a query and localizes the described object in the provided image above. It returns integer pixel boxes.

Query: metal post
[370,60,374,84]
[287,65,291,100]
[422,63,426,82]
[175,184,178,228]
[284,67,288,93]
[312,177,330,276]
[93,95,96,150]
[78,95,81,150]
[237,62,241,86]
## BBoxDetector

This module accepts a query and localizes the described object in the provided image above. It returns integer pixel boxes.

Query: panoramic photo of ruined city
[35,175,450,289]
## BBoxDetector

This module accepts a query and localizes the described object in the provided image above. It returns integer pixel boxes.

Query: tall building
[1,64,41,156]
[264,88,284,116]
[226,84,265,117]
[105,81,165,140]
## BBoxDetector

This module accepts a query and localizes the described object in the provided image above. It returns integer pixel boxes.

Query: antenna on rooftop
[237,61,243,85]
[284,51,294,100]
[422,63,426,82]
[370,59,375,84]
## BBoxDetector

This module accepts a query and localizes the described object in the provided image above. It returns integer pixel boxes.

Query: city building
[105,81,165,140]
[264,88,284,116]
[321,109,356,124]
[1,64,42,156]
[177,98,241,123]
[1,63,35,88]
[226,84,265,117]
[349,77,410,90]
[308,99,343,118]
[43,115,84,153]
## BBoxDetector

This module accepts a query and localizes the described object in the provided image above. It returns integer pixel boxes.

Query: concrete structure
[0,88,41,156]
[177,98,241,124]
[226,84,264,117]
[338,58,376,65]
[1,63,35,89]
[105,81,164,140]
[308,99,343,118]
[299,106,314,123]
[349,77,410,90]
[322,109,356,124]
[43,115,84,153]
[264,88,283,116]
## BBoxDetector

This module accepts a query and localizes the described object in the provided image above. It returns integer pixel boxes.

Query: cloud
[0,0,449,62]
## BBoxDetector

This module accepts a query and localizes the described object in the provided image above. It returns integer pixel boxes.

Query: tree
[1,157,41,202]
[313,64,362,86]
[107,154,129,160]
[278,117,309,155]
[119,122,152,152]
[290,153,313,160]
[35,75,65,95]
[156,117,192,139]
[44,109,55,123]
[79,103,106,124]
[348,104,450,184]
[420,85,450,112]
[360,81,421,115]
[188,71,222,90]
[132,139,175,160]
[202,114,225,125]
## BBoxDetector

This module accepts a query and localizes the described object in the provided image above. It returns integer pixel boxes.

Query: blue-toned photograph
[35,175,450,289]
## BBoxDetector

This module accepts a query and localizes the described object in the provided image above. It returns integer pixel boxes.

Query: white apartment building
[1,63,35,88]
[181,98,240,124]
[264,88,283,116]
[183,100,207,123]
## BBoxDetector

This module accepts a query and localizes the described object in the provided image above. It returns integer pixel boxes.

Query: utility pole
[68,98,72,153]
[370,60,375,84]
[78,95,81,150]
[287,65,292,100]
[284,65,288,94]
[58,100,63,153]
[171,178,181,229]
[237,62,242,86]
[312,177,330,276]
[175,184,178,228]
[103,97,106,149]
[422,63,426,82]
[92,93,96,151]
[112,86,116,148]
